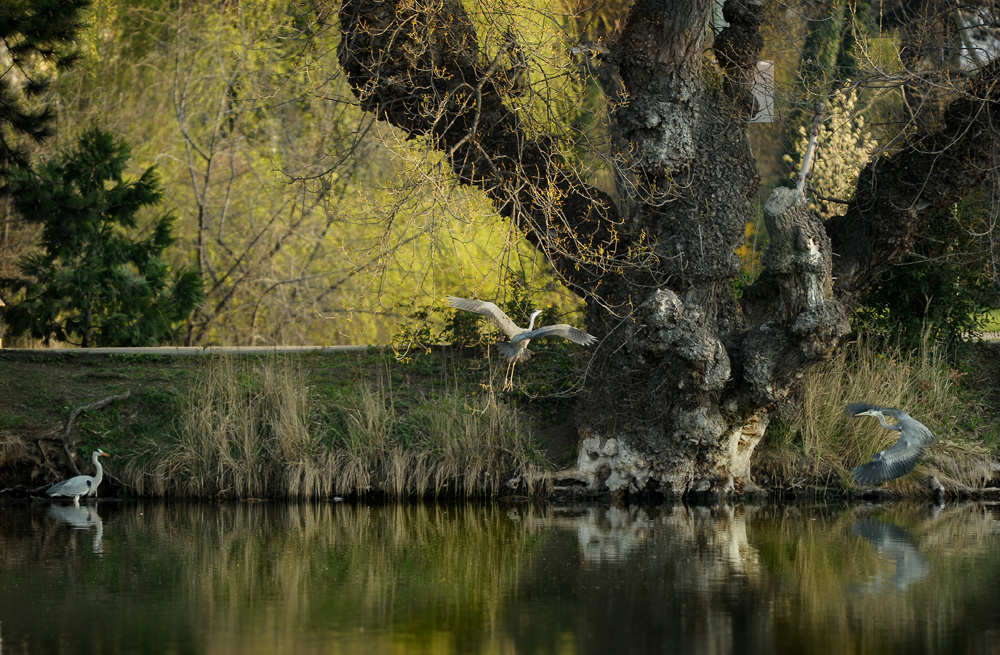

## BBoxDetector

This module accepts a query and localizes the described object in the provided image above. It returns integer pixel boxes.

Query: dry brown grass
[0,432,31,469]
[118,356,546,499]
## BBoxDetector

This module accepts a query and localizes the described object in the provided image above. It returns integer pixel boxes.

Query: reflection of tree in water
[513,504,773,654]
[515,503,1000,655]
[5,502,1000,653]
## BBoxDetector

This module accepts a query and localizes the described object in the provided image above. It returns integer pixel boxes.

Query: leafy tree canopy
[2,126,204,347]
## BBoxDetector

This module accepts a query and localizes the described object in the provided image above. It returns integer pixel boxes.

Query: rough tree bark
[338,0,1000,499]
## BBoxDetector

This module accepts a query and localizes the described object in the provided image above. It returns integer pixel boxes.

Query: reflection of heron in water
[852,519,929,593]
[47,504,104,555]
[46,449,110,504]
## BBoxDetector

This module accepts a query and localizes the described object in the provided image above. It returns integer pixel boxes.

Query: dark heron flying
[848,403,936,485]
[446,296,596,387]
[46,449,110,504]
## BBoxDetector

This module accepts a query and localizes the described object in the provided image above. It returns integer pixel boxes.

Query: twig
[808,192,851,205]
[795,99,829,194]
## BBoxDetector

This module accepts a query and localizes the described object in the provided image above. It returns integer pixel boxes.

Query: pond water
[2,500,1000,654]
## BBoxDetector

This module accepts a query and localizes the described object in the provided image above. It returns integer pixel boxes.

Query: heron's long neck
[92,452,104,485]
[527,311,539,331]
[875,413,900,431]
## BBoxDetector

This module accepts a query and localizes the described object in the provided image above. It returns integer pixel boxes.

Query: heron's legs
[503,361,516,391]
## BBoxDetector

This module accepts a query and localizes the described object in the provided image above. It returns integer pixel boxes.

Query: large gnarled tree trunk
[338,0,1000,498]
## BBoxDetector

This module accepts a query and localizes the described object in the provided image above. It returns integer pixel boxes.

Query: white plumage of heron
[46,449,110,505]
[848,403,936,485]
[446,296,597,388]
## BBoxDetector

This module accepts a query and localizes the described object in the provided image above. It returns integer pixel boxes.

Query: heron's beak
[854,410,877,417]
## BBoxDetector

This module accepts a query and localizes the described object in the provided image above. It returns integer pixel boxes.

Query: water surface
[2,501,1000,654]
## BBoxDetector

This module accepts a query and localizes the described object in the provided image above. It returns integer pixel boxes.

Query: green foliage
[855,195,996,348]
[2,0,587,346]
[1,127,204,346]
[0,0,90,186]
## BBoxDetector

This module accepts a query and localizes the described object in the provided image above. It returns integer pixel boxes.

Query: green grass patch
[980,309,1000,332]
[0,346,574,497]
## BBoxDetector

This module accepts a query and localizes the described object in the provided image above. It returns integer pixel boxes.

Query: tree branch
[41,390,131,475]
[337,0,621,296]
[827,58,1000,297]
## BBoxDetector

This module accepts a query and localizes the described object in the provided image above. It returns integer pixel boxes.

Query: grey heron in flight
[848,403,936,485]
[447,296,596,388]
[46,449,110,505]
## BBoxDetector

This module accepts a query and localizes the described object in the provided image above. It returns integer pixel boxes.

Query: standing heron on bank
[848,403,936,485]
[446,296,597,388]
[46,449,110,505]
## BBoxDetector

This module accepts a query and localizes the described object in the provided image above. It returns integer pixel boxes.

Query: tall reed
[119,355,546,499]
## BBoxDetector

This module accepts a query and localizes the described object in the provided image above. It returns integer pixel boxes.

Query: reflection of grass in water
[117,502,541,646]
[757,334,991,492]
[0,502,544,654]
[7,501,1000,653]
[750,504,1000,652]
[120,356,546,499]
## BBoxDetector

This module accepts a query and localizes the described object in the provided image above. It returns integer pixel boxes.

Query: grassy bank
[0,348,580,499]
[3,337,1000,500]
[124,355,546,498]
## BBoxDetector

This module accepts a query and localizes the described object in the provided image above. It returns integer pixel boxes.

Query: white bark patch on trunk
[642,102,696,167]
[642,288,731,391]
[576,434,654,494]
[724,412,768,482]
[574,411,767,498]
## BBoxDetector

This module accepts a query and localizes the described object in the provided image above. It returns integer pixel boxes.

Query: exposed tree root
[35,390,131,477]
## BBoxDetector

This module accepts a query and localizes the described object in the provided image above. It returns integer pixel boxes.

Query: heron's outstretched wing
[446,296,522,338]
[852,437,929,485]
[513,324,597,346]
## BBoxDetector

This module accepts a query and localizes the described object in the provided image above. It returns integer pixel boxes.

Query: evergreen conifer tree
[0,0,91,189]
[2,127,204,347]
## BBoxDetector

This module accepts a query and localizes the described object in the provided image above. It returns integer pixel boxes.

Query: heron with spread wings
[848,403,936,485]
[447,296,596,388]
